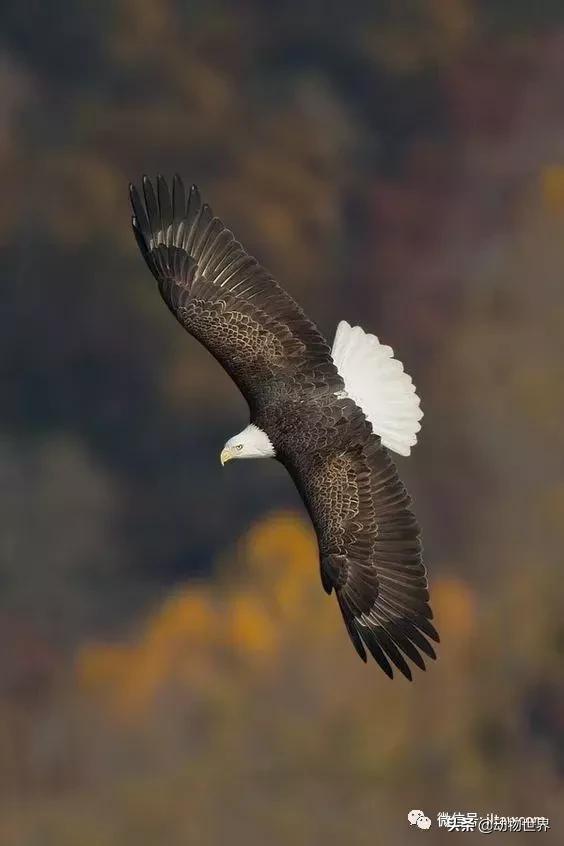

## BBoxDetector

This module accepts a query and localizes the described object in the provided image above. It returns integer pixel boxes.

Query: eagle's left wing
[289,404,438,680]
[130,176,343,412]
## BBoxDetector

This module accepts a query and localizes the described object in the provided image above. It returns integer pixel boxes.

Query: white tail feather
[331,320,423,457]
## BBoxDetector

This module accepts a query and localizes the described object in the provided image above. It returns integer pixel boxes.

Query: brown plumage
[130,175,438,679]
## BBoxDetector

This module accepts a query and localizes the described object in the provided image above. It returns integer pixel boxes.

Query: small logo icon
[408,809,432,830]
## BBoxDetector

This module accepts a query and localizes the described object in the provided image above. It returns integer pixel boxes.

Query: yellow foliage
[433,576,477,641]
[76,590,220,720]
[243,512,326,626]
[76,641,154,720]
[76,512,321,718]
[228,591,279,660]
[540,164,564,215]
[77,642,135,692]
[79,515,487,726]
[112,643,172,719]
[244,512,317,582]
[147,588,217,649]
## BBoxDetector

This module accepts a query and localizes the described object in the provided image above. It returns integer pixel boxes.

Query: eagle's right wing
[291,408,438,679]
[130,176,343,411]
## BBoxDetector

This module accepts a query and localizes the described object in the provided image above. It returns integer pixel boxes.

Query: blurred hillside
[1,1,564,843]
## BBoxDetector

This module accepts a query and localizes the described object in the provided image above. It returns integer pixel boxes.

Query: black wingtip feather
[142,178,159,234]
[189,183,202,208]
[385,621,427,672]
[337,592,367,662]
[370,627,414,680]
[129,183,150,237]
[361,630,394,679]
[127,179,434,686]
[172,174,186,226]
[415,616,440,643]
[157,175,173,232]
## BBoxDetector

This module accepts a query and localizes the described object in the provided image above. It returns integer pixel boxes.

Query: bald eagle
[130,175,438,680]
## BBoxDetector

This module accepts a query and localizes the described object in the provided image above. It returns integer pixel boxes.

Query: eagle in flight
[130,175,438,680]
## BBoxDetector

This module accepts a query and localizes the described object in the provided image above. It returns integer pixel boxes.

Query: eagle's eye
[236,444,243,451]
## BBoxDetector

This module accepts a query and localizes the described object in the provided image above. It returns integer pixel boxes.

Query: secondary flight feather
[130,175,438,680]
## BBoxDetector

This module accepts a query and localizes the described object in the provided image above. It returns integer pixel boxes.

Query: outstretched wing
[130,175,342,411]
[291,404,438,680]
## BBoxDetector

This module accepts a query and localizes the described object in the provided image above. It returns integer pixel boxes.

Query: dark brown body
[130,175,438,679]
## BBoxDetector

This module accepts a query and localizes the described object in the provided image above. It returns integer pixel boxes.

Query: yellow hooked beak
[220,447,235,467]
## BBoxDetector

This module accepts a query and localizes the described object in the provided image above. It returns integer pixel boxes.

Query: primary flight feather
[130,175,438,680]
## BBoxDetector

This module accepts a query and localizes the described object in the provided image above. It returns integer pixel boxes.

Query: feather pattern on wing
[287,402,438,680]
[130,175,343,413]
[130,176,438,679]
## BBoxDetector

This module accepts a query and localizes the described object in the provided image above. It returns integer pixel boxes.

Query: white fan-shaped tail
[331,320,423,457]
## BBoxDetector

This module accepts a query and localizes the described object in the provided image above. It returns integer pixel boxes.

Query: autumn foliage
[2,1,564,843]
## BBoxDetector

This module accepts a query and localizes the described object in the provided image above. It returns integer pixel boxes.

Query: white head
[220,424,275,465]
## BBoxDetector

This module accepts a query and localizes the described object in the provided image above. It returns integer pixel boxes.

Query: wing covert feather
[289,405,438,680]
[130,176,436,680]
[130,176,342,411]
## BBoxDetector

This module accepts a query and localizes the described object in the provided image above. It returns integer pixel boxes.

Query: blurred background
[1,1,564,843]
